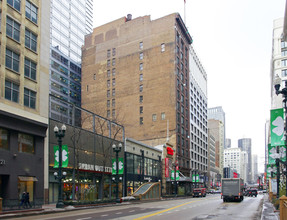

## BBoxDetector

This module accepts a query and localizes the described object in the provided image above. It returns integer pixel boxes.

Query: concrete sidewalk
[261,194,279,220]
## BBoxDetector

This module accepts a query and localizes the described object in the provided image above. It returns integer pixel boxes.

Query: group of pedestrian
[20,192,31,209]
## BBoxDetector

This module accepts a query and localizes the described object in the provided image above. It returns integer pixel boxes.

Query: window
[107,60,110,67]
[107,100,110,108]
[140,106,143,114]
[18,133,34,154]
[6,48,20,72]
[5,81,19,102]
[24,88,36,109]
[107,70,110,77]
[282,59,287,67]
[140,117,143,125]
[24,58,36,80]
[25,29,37,52]
[6,16,20,41]
[94,73,96,80]
[161,112,165,120]
[25,0,38,23]
[112,48,116,56]
[139,84,143,92]
[107,80,110,88]
[139,95,143,103]
[139,74,143,82]
[0,128,9,150]
[7,0,20,11]
[112,88,115,96]
[139,41,143,50]
[152,114,157,122]
[112,58,115,66]
[107,49,111,58]
[112,78,115,86]
[161,43,165,52]
[107,90,110,98]
[112,68,116,76]
[283,69,287,77]
[112,99,115,107]
[139,52,143,60]
[139,63,143,71]
[112,109,115,117]
[107,110,110,118]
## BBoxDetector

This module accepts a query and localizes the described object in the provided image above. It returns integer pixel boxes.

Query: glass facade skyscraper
[49,0,93,123]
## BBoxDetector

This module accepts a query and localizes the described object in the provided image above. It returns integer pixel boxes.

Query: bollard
[279,195,287,220]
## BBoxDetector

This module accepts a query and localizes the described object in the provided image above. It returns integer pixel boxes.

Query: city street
[13,194,264,220]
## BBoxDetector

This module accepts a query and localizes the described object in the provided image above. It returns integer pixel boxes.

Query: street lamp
[54,124,66,208]
[274,74,287,197]
[112,143,122,203]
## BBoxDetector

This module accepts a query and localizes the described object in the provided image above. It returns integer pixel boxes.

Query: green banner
[270,108,284,146]
[192,174,199,182]
[112,158,124,175]
[267,164,277,178]
[54,145,69,168]
[268,144,286,164]
[171,170,179,181]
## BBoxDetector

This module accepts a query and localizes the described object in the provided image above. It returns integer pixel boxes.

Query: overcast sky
[94,0,286,172]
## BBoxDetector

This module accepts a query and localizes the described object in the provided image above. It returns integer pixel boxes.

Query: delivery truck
[221,178,244,202]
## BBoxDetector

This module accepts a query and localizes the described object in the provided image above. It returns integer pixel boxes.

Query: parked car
[192,188,206,197]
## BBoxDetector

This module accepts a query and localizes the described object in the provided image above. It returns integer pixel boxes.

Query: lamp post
[112,143,122,203]
[53,124,66,208]
[274,74,287,197]
[173,160,178,196]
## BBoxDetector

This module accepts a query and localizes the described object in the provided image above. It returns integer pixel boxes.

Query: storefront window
[134,155,142,175]
[18,133,34,154]
[0,128,9,150]
[18,177,34,203]
[126,153,133,174]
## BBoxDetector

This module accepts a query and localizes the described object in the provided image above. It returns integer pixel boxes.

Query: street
[12,194,264,220]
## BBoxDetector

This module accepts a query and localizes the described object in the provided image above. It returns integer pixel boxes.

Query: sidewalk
[261,194,279,220]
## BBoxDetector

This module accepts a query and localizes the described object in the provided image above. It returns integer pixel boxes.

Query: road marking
[129,210,135,212]
[76,218,92,220]
[101,215,108,217]
[116,212,122,214]
[133,200,198,220]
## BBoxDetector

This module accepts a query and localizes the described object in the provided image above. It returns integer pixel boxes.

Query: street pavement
[0,194,280,219]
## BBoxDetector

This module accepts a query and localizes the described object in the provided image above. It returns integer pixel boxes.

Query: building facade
[0,0,50,209]
[238,138,252,183]
[81,14,193,178]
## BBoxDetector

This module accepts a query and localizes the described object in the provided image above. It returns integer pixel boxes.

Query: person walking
[20,192,26,208]
[24,192,32,208]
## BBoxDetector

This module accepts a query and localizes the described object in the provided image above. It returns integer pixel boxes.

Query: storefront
[124,138,162,196]
[0,110,47,210]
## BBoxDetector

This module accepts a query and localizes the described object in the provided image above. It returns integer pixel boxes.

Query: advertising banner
[112,158,124,175]
[165,158,169,177]
[266,164,277,178]
[270,108,284,146]
[54,145,69,168]
[268,144,286,164]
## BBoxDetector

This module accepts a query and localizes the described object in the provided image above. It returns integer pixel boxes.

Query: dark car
[192,188,206,197]
[247,189,258,197]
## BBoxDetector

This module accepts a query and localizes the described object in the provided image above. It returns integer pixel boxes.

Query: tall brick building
[82,13,192,177]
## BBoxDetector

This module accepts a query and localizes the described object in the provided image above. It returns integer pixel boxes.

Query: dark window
[140,117,143,125]
[6,16,20,41]
[5,80,19,102]
[25,0,38,23]
[24,88,36,109]
[18,133,34,154]
[24,58,36,80]
[25,29,37,52]
[6,48,20,72]
[0,128,9,150]
[7,0,20,11]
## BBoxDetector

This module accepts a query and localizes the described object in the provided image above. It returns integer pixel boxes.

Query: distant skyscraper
[238,138,252,183]
[252,154,258,183]
[225,138,231,149]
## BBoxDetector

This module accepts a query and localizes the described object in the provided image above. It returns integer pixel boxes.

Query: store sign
[78,163,112,173]
[165,158,169,177]
[166,147,174,155]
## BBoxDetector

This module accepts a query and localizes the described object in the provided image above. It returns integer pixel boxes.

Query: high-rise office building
[49,0,93,123]
[225,138,231,149]
[82,13,196,179]
[238,138,252,183]
[0,0,50,209]
[48,0,93,203]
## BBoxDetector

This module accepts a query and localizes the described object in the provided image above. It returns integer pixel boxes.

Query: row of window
[0,127,34,153]
[7,0,38,23]
[5,80,36,108]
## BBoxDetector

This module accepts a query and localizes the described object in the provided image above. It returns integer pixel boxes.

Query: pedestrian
[20,192,26,208]
[24,192,31,208]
